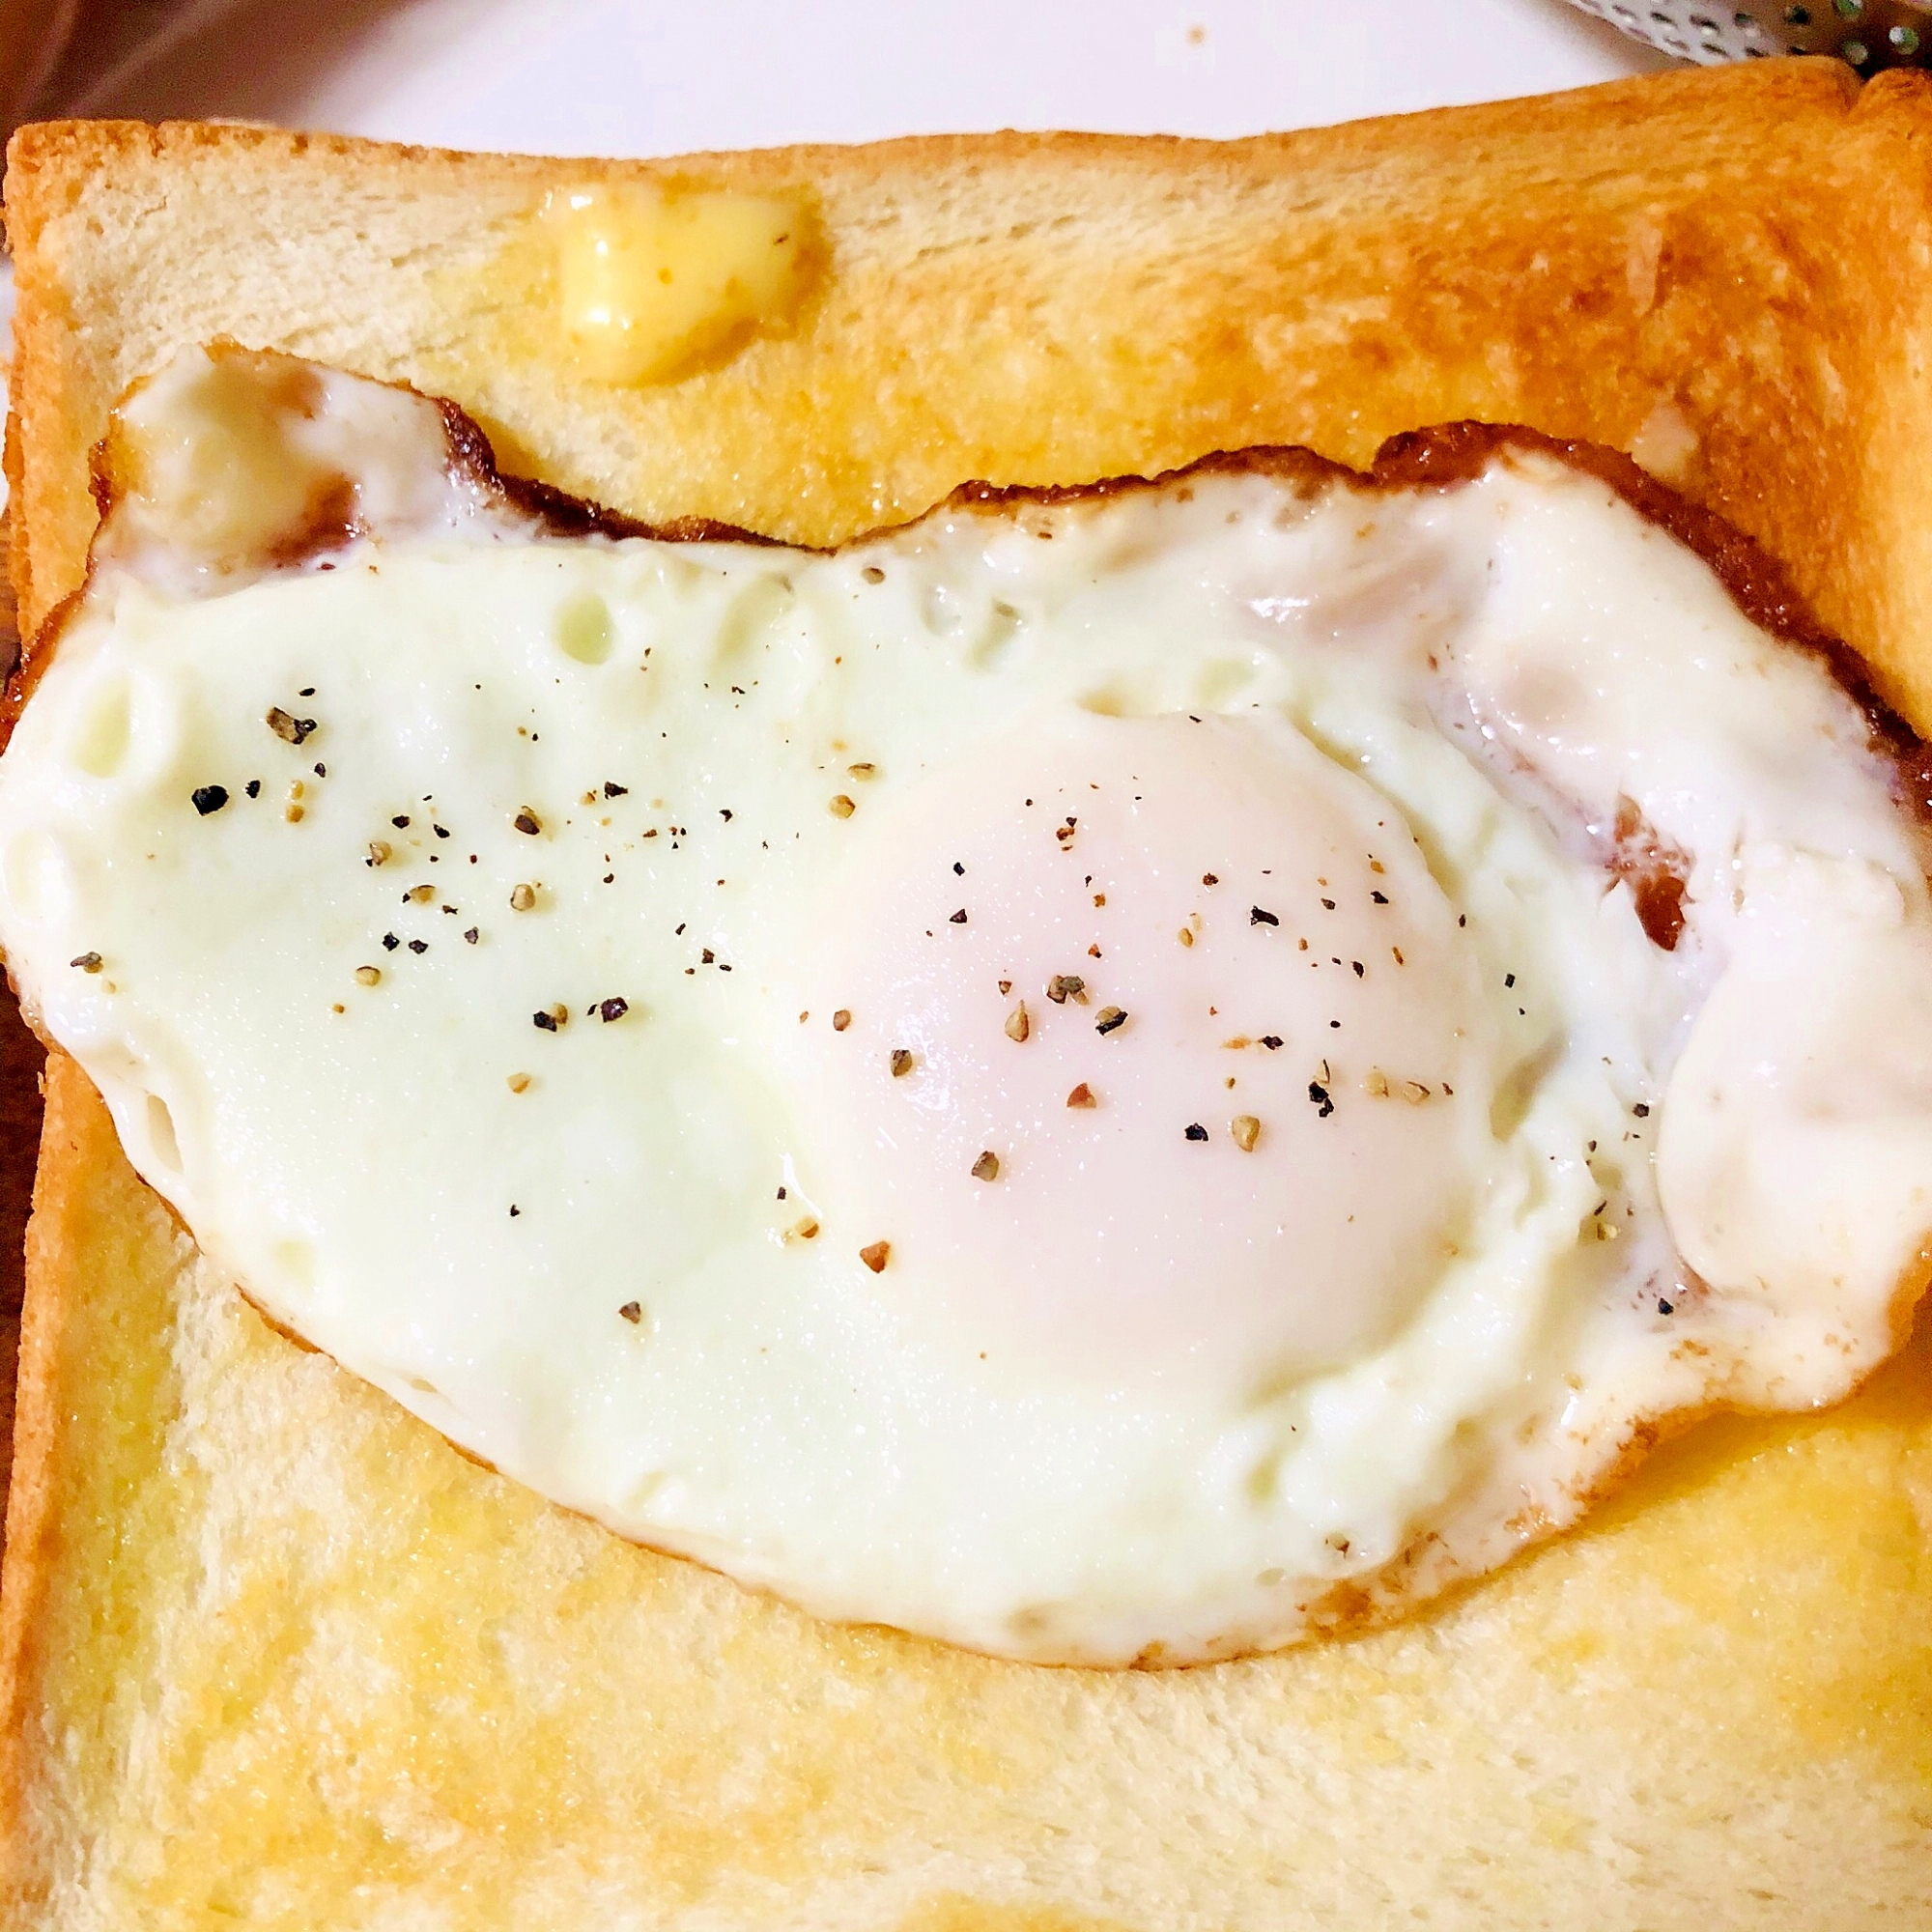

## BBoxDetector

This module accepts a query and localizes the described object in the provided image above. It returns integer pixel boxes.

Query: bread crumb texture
[4,59,1932,1927]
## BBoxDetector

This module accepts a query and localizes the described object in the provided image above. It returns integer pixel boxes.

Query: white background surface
[81,0,1670,154]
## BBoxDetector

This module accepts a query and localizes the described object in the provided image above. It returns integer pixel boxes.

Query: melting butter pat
[547,182,815,384]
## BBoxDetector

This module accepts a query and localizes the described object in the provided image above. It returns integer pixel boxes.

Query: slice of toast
[5,63,1932,1929]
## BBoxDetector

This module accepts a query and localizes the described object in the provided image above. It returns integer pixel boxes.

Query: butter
[547,183,816,384]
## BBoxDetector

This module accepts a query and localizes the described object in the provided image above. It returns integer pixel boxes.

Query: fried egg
[2,346,1929,1665]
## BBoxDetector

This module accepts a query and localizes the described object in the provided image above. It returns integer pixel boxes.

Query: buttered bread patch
[2,345,1929,1666]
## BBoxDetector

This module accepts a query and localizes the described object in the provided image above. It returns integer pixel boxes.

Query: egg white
[2,352,1929,1664]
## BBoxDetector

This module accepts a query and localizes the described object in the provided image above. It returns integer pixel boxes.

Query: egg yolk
[801,711,1493,1400]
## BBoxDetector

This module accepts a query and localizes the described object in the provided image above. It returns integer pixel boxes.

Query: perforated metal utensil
[1567,0,1932,71]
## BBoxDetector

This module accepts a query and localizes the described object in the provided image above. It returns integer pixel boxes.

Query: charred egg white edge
[0,347,1927,1666]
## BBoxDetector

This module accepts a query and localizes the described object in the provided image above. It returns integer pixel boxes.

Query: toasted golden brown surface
[5,64,1932,1928]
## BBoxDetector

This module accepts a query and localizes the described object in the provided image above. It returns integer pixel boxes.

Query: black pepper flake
[267,707,318,746]
[1260,1035,1283,1050]
[533,1010,558,1032]
[949,908,968,924]
[619,1301,642,1323]
[1250,906,1279,927]
[1504,972,1516,988]
[409,939,428,954]
[509,1205,521,1217]
[1202,873,1219,887]
[599,997,629,1023]
[245,780,261,799]
[1321,897,1336,911]
[952,861,965,876]
[298,687,315,697]
[392,815,411,829]
[1370,891,1388,905]
[1658,1296,1675,1315]
[1308,1081,1335,1118]
[1351,960,1365,979]
[382,933,400,951]
[513,808,542,836]
[464,927,479,944]
[605,781,628,798]
[1094,1007,1128,1036]
[313,762,327,778]
[1183,1122,1209,1142]
[720,809,734,822]
[433,824,450,839]
[190,784,229,815]
[1634,1102,1651,1119]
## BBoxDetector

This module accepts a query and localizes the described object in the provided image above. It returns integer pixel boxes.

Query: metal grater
[1567,0,1932,71]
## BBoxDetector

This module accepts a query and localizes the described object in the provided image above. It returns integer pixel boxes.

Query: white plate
[75,0,1668,153]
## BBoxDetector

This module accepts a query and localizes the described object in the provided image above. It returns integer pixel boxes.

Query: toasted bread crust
[6,68,1932,1929]
[0,1055,98,1886]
